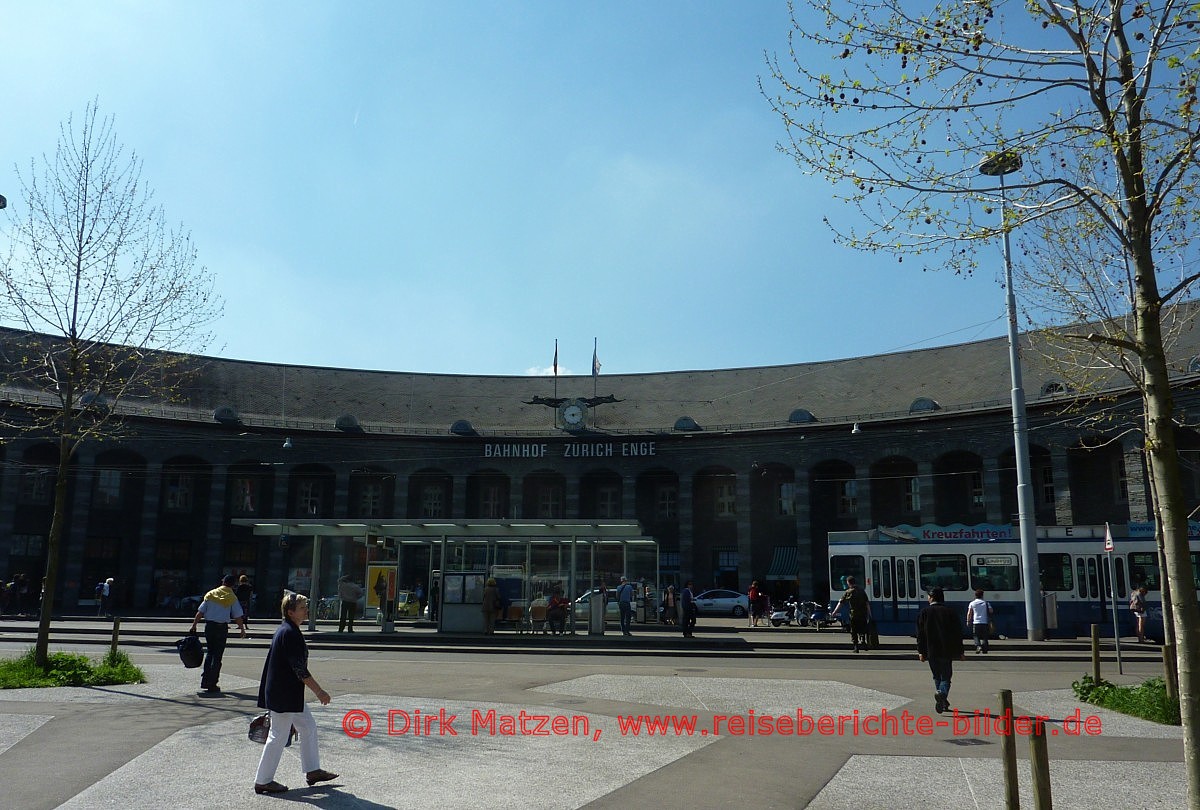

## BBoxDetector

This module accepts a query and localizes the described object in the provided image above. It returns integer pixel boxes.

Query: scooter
[769,597,798,627]
[798,600,846,631]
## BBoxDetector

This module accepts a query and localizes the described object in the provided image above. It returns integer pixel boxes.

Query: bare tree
[0,100,222,667]
[766,1,1200,800]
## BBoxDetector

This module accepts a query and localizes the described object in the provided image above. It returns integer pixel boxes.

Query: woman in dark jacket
[252,592,339,795]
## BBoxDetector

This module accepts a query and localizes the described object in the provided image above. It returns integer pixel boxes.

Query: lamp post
[980,150,1044,641]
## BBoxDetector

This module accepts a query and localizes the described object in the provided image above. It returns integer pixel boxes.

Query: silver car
[694,589,750,617]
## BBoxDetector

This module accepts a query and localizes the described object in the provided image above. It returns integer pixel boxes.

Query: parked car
[573,588,621,621]
[394,590,420,618]
[694,589,750,617]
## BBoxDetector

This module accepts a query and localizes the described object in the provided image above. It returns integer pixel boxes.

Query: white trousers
[254,704,321,785]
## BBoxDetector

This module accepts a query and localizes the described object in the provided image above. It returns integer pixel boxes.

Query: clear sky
[0,1,1011,377]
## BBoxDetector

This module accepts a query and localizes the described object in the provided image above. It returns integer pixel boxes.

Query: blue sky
[0,1,1010,376]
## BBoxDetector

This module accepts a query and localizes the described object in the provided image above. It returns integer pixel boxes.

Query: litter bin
[1042,592,1058,631]
[589,594,605,636]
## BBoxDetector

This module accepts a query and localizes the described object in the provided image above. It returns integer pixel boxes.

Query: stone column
[983,456,1003,524]
[855,472,872,529]
[565,473,579,519]
[1123,440,1150,522]
[509,474,524,520]
[736,472,753,588]
[134,463,163,611]
[201,465,228,579]
[451,474,467,519]
[677,473,694,581]
[792,467,813,598]
[1051,447,1073,526]
[332,469,349,517]
[917,460,935,524]
[61,448,96,611]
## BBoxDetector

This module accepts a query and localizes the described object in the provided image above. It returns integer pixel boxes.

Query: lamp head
[979,150,1022,177]
[851,423,862,434]
[282,437,293,450]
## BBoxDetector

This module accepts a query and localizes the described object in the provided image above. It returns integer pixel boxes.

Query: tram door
[1074,553,1127,628]
[869,555,919,627]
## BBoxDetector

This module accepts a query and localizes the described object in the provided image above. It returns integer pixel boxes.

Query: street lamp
[980,150,1044,641]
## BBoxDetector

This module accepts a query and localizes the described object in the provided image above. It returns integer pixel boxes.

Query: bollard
[1029,718,1052,810]
[1163,642,1179,702]
[1090,624,1101,684]
[109,617,121,660]
[999,689,1019,809]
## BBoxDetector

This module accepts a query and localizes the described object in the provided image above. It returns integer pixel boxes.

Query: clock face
[561,401,586,426]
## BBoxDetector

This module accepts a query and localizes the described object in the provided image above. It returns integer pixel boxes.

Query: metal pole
[1107,552,1124,674]
[308,535,321,632]
[996,167,1044,641]
[998,689,1019,810]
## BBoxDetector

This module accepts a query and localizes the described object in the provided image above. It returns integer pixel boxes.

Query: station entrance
[231,519,657,634]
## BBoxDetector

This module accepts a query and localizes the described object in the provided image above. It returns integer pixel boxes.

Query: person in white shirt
[965,588,993,654]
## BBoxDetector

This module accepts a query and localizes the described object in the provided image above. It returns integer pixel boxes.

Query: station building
[2,318,1200,613]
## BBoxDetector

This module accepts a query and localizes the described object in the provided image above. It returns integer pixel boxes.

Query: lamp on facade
[979,148,1043,641]
[282,437,293,450]
[851,423,862,434]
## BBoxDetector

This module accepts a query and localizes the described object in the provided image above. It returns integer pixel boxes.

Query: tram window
[907,560,917,596]
[970,554,1020,591]
[881,559,892,599]
[1076,558,1087,598]
[871,559,881,599]
[1087,558,1099,599]
[1115,557,1127,598]
[1038,554,1073,591]
[1191,553,1200,590]
[897,561,907,599]
[919,554,968,592]
[831,555,866,591]
[1128,552,1161,590]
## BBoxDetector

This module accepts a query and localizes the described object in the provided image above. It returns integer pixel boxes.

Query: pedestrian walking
[1130,586,1149,642]
[966,589,993,653]
[680,580,698,637]
[235,575,254,628]
[253,591,338,795]
[917,587,966,714]
[336,575,364,633]
[616,576,635,635]
[481,577,501,635]
[189,574,247,694]
[835,576,873,652]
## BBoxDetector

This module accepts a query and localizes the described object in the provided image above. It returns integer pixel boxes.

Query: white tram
[827,523,1200,639]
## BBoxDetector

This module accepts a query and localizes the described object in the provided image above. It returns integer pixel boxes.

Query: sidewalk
[0,638,1182,808]
[0,619,1180,806]
[0,613,1169,665]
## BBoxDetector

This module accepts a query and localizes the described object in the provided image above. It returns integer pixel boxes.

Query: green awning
[765,545,799,580]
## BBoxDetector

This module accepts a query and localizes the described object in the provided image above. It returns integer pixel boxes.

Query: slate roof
[3,309,1198,437]
[175,313,1200,435]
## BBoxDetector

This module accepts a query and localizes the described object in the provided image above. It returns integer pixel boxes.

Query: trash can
[635,595,646,624]
[1042,592,1058,631]
[589,594,605,636]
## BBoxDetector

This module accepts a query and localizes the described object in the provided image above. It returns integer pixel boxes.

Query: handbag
[249,712,270,744]
[175,632,203,669]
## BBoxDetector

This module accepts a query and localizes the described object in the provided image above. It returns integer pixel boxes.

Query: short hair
[222,574,237,587]
[239,574,249,584]
[845,576,857,586]
[974,589,984,598]
[281,591,309,617]
[929,587,945,602]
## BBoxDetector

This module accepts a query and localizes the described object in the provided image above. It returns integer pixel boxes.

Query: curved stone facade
[2,320,1200,613]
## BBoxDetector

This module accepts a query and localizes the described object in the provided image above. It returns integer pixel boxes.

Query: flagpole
[592,337,598,399]
[553,339,558,402]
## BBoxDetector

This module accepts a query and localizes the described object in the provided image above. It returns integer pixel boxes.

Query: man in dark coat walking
[916,587,965,714]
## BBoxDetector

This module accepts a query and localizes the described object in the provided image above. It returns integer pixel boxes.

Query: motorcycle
[769,596,798,627]
[798,600,846,631]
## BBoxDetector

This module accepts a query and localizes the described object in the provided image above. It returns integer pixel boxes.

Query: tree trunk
[1135,280,1200,807]
[34,430,71,669]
